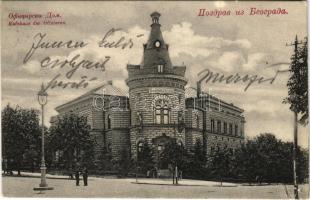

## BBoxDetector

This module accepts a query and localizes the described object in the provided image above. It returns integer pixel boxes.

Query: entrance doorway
[152,134,172,169]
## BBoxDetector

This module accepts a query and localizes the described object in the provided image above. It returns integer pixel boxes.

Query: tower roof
[141,11,172,69]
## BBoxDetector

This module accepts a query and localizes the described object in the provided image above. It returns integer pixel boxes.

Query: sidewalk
[2,174,308,198]
[132,177,238,187]
[3,171,71,179]
[4,171,238,187]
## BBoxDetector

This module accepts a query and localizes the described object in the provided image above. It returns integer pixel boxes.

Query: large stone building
[53,12,245,167]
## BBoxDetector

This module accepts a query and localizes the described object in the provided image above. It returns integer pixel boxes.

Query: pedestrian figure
[68,167,74,179]
[2,159,7,175]
[75,168,80,186]
[154,166,158,178]
[82,167,88,186]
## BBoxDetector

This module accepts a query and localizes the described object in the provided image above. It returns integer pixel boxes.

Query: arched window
[107,114,111,129]
[137,142,144,160]
[163,105,169,124]
[157,144,164,151]
[154,100,170,124]
[107,143,112,152]
[210,147,215,155]
[229,148,234,155]
[155,105,161,124]
[138,142,144,153]
[177,140,183,147]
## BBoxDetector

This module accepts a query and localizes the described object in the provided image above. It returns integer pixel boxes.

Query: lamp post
[34,83,53,191]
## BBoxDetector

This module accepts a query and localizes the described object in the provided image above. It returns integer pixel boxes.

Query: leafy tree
[137,141,155,174]
[184,139,207,179]
[113,149,134,177]
[284,36,308,124]
[45,129,55,169]
[234,140,258,184]
[256,134,281,182]
[274,141,308,183]
[160,140,188,171]
[298,38,308,125]
[209,146,232,186]
[234,133,308,184]
[296,146,309,183]
[2,105,41,175]
[48,113,95,171]
[160,139,188,184]
[97,147,113,173]
[192,139,206,164]
[283,36,307,198]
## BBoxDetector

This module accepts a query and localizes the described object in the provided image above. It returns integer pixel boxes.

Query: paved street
[1,173,309,198]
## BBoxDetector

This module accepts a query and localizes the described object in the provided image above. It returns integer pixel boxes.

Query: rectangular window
[224,122,227,134]
[217,121,221,133]
[229,123,233,135]
[55,151,60,162]
[107,115,111,129]
[178,94,182,104]
[211,119,215,133]
[163,109,169,124]
[163,115,169,124]
[155,106,169,124]
[155,109,161,124]
[235,125,238,136]
[210,147,214,155]
[196,116,200,128]
[158,65,163,73]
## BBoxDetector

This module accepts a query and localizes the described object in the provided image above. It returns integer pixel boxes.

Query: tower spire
[141,12,172,70]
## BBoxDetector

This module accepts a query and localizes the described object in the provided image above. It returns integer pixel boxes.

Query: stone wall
[206,133,244,155]
[104,109,131,159]
[185,129,203,150]
[129,87,185,126]
[111,129,131,159]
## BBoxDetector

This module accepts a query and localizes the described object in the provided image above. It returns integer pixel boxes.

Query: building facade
[53,12,245,167]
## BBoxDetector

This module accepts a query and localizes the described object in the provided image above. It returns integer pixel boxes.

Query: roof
[55,82,128,112]
[185,87,244,113]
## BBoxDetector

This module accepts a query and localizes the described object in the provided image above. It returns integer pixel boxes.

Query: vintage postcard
[1,0,309,198]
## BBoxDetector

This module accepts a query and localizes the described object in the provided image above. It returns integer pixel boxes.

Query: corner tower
[126,12,187,166]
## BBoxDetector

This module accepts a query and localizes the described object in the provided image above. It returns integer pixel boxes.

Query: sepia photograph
[1,1,309,198]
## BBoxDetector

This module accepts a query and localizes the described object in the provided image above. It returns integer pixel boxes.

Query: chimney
[197,82,201,98]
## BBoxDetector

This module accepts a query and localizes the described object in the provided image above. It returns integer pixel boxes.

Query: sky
[1,1,308,148]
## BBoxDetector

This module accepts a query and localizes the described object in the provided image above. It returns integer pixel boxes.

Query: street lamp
[34,83,53,191]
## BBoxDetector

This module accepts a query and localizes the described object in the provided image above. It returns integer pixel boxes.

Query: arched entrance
[152,134,173,169]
